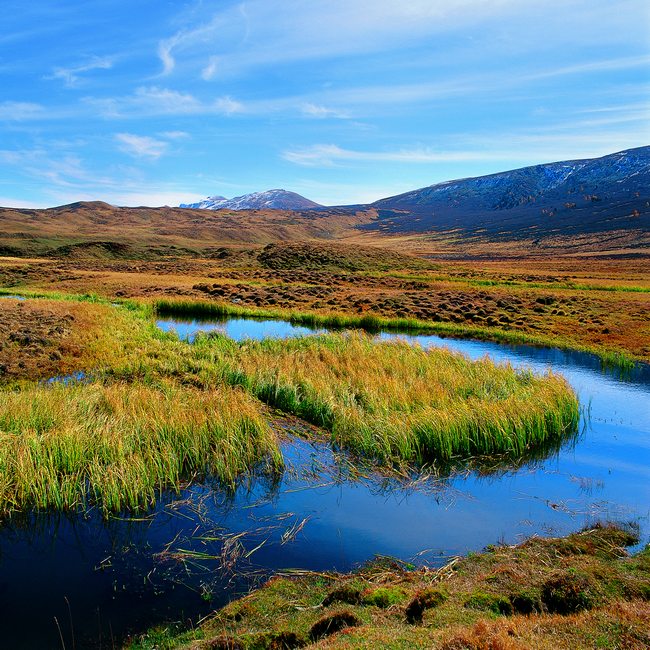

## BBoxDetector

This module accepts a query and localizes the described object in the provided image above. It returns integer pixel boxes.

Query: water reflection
[0,313,647,647]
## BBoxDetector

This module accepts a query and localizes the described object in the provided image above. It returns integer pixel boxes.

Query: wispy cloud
[159,130,190,139]
[115,133,168,159]
[282,144,519,167]
[283,117,647,169]
[155,0,649,80]
[155,0,534,78]
[48,56,113,88]
[300,103,349,119]
[201,56,219,81]
[88,86,243,118]
[527,54,650,81]
[0,101,45,121]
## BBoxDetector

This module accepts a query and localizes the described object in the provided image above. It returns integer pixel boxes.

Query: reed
[205,333,580,465]
[0,380,281,515]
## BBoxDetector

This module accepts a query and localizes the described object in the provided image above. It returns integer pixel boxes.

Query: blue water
[156,314,650,545]
[0,313,647,648]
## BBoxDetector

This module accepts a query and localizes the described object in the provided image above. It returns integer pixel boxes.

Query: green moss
[463,591,513,616]
[362,586,408,608]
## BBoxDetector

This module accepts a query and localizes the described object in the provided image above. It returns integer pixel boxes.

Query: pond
[0,311,648,648]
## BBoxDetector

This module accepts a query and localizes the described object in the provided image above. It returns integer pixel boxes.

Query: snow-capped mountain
[180,189,322,210]
[373,147,649,212]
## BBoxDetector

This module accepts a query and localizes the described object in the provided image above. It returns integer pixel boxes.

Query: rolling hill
[1,148,648,258]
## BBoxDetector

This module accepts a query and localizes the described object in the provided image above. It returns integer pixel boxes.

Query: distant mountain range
[180,189,322,210]
[179,147,649,241]
[1,147,646,259]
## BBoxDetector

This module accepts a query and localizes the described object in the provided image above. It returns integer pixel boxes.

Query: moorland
[0,149,648,648]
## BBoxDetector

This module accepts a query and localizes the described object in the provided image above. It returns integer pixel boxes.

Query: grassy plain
[129,524,650,649]
[0,240,647,364]
[0,226,647,647]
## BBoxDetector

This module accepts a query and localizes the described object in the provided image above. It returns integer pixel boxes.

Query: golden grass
[213,334,579,464]
[0,380,281,515]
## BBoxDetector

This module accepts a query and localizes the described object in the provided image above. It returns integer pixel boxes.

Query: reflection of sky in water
[156,315,650,549]
[157,315,326,341]
[0,314,647,647]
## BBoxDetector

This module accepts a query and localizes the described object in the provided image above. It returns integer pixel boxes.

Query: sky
[1,0,649,208]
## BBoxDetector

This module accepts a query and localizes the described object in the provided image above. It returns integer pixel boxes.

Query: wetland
[0,291,647,648]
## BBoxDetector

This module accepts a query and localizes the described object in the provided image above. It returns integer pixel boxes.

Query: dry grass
[2,247,647,362]
[0,298,110,383]
[127,525,650,649]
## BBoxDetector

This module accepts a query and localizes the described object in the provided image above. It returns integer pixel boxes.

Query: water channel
[0,310,647,648]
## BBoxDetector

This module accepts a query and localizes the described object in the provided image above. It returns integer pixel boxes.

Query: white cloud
[301,103,349,119]
[527,54,650,81]
[159,130,190,139]
[104,190,206,207]
[0,196,47,209]
[0,101,45,121]
[157,39,177,76]
[282,144,517,167]
[155,0,649,79]
[88,86,244,118]
[283,119,647,169]
[214,96,244,114]
[115,133,168,159]
[201,56,219,81]
[48,56,113,88]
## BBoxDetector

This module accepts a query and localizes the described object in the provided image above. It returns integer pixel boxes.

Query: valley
[0,148,648,649]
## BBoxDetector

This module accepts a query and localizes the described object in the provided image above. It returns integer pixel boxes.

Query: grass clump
[0,380,281,515]
[464,591,513,616]
[405,588,448,623]
[541,572,598,614]
[222,334,579,466]
[362,586,408,608]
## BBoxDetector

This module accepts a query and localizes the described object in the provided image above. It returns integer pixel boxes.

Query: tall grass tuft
[0,380,282,515]
[212,333,580,466]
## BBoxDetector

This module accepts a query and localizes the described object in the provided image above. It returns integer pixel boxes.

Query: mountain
[180,189,322,210]
[364,146,650,236]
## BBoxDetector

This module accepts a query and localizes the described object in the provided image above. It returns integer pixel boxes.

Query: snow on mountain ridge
[180,189,322,210]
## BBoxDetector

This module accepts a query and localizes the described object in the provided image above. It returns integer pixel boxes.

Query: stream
[0,310,647,648]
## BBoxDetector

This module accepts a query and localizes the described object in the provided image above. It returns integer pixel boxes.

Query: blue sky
[1,0,649,208]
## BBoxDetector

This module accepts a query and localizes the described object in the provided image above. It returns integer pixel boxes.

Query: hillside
[0,148,648,259]
[0,202,367,258]
[364,147,650,245]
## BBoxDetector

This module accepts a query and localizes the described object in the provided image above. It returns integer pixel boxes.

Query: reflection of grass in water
[0,296,578,516]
